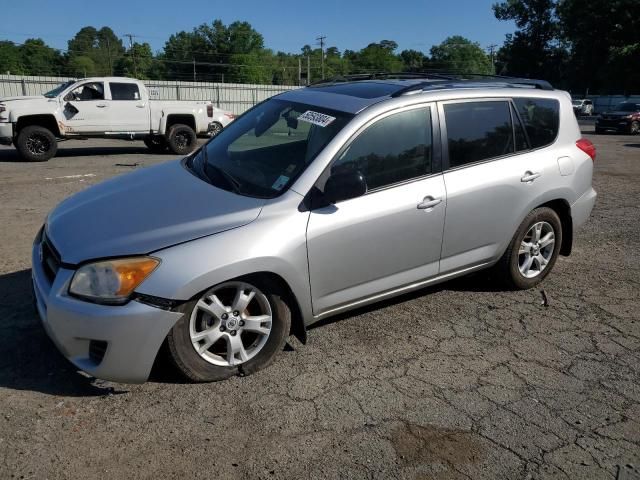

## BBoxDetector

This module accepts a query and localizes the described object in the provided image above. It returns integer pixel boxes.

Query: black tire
[143,135,168,153]
[494,207,563,290]
[631,121,640,135]
[166,277,291,382]
[16,126,57,162]
[209,122,223,138]
[167,124,197,155]
[594,127,604,134]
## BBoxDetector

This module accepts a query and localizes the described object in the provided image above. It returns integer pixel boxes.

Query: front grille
[41,232,61,284]
[89,340,108,365]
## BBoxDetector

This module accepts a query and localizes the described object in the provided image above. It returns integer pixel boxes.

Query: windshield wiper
[200,146,243,194]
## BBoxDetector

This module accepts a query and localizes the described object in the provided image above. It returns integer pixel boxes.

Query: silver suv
[32,74,597,383]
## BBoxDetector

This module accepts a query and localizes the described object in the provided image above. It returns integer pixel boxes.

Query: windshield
[43,81,75,98]
[189,99,353,198]
[572,100,582,106]
[616,102,639,112]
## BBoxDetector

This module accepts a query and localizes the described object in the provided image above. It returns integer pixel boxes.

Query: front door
[306,105,446,315]
[62,81,110,134]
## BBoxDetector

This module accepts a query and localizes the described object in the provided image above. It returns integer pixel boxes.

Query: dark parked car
[595,102,640,134]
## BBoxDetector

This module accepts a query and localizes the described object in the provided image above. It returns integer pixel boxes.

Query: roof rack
[309,72,554,93]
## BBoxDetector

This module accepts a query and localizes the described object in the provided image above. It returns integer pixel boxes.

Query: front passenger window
[332,108,432,190]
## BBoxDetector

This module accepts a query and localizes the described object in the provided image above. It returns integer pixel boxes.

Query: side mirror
[324,170,367,204]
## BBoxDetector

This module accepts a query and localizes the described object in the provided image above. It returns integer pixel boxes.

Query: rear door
[106,82,149,133]
[438,98,560,274]
[306,104,446,315]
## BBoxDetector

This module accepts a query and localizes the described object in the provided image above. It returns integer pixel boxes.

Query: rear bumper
[571,187,597,231]
[31,235,182,384]
[0,122,13,145]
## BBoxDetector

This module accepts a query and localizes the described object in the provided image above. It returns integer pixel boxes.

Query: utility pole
[106,37,113,76]
[487,44,497,71]
[316,35,326,79]
[125,33,138,77]
[298,57,302,86]
[307,55,311,85]
[193,58,196,82]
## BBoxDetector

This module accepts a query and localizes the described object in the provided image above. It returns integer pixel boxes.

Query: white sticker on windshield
[298,110,336,127]
[272,175,290,191]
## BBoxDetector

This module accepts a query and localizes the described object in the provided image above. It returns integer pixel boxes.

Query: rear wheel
[495,207,562,290]
[166,278,291,382]
[631,121,639,135]
[16,126,57,162]
[143,135,168,153]
[209,121,223,138]
[167,124,197,155]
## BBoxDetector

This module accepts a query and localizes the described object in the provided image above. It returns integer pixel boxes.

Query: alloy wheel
[189,281,273,367]
[518,221,555,279]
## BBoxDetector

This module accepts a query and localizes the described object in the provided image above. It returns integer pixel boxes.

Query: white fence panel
[0,75,300,115]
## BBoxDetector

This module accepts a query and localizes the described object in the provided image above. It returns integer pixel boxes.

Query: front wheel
[143,135,168,153]
[495,207,563,290]
[630,121,639,135]
[166,278,291,382]
[167,124,197,155]
[16,126,58,162]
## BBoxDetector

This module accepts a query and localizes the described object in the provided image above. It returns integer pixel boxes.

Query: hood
[46,160,265,264]
[0,95,47,102]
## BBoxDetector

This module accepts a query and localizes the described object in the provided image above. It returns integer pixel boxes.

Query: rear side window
[513,98,560,149]
[110,83,141,101]
[444,101,514,168]
[332,108,432,190]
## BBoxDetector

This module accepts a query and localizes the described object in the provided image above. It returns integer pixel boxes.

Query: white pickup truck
[0,77,235,161]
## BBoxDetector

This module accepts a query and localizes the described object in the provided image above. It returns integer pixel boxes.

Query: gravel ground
[0,129,639,479]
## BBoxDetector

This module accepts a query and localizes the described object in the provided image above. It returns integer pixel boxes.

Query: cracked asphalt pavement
[0,128,639,479]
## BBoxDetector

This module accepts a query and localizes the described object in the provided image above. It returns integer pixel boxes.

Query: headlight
[69,257,160,304]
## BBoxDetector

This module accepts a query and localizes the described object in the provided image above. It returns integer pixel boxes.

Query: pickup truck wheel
[166,278,291,382]
[495,207,562,290]
[16,126,57,162]
[209,122,223,138]
[167,124,197,155]
[143,135,168,153]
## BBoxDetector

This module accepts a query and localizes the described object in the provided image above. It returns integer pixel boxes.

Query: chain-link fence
[0,75,300,115]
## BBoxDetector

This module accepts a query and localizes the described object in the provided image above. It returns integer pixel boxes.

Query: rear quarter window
[513,98,560,149]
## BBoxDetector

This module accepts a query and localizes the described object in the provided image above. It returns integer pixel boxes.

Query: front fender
[136,192,314,324]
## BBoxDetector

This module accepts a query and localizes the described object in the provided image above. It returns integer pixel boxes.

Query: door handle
[136,104,146,108]
[521,171,541,183]
[417,196,442,210]
[96,103,108,108]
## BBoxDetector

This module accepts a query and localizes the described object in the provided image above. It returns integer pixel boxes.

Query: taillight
[207,104,213,118]
[576,138,596,161]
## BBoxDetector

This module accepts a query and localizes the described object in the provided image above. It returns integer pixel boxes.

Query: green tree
[428,36,494,74]
[400,49,427,71]
[115,42,156,78]
[67,26,125,76]
[18,39,63,75]
[348,40,403,73]
[492,0,565,83]
[0,41,23,74]
[557,0,640,93]
[163,20,266,82]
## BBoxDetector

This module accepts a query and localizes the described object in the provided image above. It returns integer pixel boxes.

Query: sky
[2,0,515,55]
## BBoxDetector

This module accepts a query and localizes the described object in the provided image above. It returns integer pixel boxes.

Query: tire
[167,124,197,156]
[16,126,57,162]
[631,121,640,135]
[143,135,168,153]
[595,127,604,134]
[209,122,223,138]
[166,277,291,382]
[494,207,563,290]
